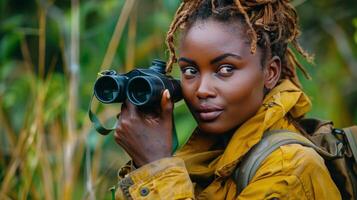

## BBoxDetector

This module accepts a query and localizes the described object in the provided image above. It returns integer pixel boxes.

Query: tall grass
[0,0,138,199]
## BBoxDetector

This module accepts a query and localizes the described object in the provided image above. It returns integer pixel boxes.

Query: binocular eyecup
[94,75,127,104]
[126,76,164,106]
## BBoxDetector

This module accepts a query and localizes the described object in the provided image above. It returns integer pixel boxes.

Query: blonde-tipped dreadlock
[165,0,314,87]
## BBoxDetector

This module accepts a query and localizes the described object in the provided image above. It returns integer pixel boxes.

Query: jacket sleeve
[115,157,195,200]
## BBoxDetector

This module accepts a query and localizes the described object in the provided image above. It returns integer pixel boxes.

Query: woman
[114,0,341,199]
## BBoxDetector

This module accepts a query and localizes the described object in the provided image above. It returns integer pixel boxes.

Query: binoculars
[94,59,182,107]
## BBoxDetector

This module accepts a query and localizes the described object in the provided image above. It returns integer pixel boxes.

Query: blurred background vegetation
[0,0,356,199]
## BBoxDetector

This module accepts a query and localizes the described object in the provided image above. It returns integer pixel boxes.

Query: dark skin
[115,92,173,167]
[114,18,281,167]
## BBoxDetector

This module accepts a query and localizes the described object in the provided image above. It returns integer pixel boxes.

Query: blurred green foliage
[0,0,356,199]
[354,18,357,43]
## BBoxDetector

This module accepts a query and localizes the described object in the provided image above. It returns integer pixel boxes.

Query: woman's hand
[114,90,174,167]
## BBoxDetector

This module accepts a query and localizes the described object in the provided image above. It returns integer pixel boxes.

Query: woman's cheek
[181,79,195,100]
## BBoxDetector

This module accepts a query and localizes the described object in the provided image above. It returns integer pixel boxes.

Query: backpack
[232,118,357,200]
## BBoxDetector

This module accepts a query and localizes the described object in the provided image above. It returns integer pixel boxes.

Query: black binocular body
[94,59,182,107]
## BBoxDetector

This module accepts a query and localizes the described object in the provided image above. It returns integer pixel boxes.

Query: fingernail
[166,90,171,99]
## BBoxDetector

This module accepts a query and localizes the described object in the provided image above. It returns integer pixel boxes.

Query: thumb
[160,89,173,118]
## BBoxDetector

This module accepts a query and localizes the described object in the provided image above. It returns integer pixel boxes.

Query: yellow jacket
[115,80,341,200]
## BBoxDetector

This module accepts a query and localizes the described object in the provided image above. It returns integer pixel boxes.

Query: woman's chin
[197,122,233,135]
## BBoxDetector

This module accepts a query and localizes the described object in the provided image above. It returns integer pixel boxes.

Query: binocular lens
[94,76,121,103]
[127,77,152,105]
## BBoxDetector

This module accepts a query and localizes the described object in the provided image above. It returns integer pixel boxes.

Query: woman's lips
[198,110,223,121]
[196,104,224,121]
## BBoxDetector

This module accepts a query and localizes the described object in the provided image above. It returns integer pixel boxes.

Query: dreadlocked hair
[165,0,314,87]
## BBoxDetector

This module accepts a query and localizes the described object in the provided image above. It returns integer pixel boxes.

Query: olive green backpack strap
[343,126,357,162]
[232,130,339,195]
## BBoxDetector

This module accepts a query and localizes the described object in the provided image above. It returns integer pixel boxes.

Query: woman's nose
[196,76,216,99]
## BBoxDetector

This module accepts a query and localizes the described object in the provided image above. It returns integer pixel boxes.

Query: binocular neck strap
[88,93,116,135]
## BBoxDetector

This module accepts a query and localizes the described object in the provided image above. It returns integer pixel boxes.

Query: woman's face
[178,19,266,135]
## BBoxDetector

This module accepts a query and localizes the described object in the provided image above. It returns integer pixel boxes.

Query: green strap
[88,94,116,135]
[344,126,357,162]
[109,186,116,200]
[233,130,342,195]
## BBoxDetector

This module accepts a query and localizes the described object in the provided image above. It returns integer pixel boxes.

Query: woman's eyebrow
[210,53,242,64]
[177,57,197,66]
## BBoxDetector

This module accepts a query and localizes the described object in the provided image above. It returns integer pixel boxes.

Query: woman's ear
[264,56,281,89]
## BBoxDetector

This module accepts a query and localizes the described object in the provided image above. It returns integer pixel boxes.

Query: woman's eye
[217,65,234,76]
[181,67,198,78]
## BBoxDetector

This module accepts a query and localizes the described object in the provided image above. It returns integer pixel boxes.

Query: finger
[115,103,126,142]
[125,99,138,118]
[120,102,128,116]
[160,89,174,119]
[114,123,123,144]
[116,103,124,119]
